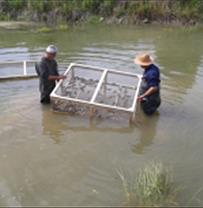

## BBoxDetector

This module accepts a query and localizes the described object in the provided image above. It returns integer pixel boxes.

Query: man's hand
[137,86,158,101]
[137,94,145,101]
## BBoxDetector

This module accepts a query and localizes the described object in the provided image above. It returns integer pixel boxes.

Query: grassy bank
[0,0,203,26]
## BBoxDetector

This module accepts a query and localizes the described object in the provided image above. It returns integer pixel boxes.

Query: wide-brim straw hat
[134,53,153,66]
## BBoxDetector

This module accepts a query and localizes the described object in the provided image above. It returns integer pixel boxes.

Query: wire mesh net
[94,71,138,108]
[51,64,141,121]
[55,66,102,101]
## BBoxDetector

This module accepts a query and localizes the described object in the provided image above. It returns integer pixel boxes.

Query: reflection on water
[132,112,160,154]
[0,25,203,206]
[41,106,64,144]
[41,104,135,144]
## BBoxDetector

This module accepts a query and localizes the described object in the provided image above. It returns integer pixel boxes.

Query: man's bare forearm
[138,86,158,100]
[142,86,158,97]
[48,75,65,81]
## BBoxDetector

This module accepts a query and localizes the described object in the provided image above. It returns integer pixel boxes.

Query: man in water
[134,53,161,115]
[35,45,66,104]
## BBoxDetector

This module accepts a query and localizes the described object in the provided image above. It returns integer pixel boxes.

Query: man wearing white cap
[134,53,161,115]
[35,45,66,104]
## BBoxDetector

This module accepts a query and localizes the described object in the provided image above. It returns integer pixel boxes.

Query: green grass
[117,162,178,206]
[0,0,203,24]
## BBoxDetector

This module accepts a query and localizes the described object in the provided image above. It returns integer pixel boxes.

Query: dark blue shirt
[143,64,160,89]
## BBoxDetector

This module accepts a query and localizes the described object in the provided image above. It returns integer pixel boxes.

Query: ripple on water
[1,28,203,206]
[66,42,156,74]
[69,165,122,206]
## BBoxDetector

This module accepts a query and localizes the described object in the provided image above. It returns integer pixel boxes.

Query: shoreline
[0,16,201,32]
[0,0,202,31]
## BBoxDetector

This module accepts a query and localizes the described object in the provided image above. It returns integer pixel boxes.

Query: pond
[0,24,203,206]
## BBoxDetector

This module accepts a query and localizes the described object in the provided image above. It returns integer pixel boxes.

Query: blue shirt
[143,64,160,89]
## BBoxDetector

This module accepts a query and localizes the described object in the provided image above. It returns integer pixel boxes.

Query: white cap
[46,45,58,54]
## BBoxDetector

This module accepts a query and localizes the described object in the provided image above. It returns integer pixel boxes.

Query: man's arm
[48,61,66,81]
[138,70,160,101]
[48,75,66,81]
[138,86,158,100]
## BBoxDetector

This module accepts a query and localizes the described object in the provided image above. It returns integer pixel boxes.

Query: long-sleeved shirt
[35,57,59,100]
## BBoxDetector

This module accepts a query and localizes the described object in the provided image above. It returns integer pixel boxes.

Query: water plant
[57,24,69,31]
[117,162,178,206]
[35,26,53,33]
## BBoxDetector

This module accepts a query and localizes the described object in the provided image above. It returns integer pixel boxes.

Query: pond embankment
[0,0,203,29]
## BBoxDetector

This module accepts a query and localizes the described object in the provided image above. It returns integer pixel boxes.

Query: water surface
[0,24,203,206]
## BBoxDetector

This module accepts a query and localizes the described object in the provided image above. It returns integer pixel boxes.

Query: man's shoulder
[40,57,48,64]
[149,64,160,75]
[36,57,48,73]
[150,64,159,71]
[52,59,57,65]
[36,57,47,67]
[145,64,159,78]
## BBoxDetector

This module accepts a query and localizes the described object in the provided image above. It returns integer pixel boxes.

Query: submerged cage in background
[0,60,69,81]
[51,63,142,122]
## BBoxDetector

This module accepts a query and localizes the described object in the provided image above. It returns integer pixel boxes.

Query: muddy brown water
[0,24,203,206]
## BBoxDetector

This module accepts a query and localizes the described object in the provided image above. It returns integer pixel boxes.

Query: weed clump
[117,162,178,206]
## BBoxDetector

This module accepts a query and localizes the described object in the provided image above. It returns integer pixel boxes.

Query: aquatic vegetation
[117,162,178,206]
[88,15,102,24]
[57,24,69,31]
[35,26,53,33]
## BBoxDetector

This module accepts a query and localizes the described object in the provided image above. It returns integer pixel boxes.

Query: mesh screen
[51,64,140,121]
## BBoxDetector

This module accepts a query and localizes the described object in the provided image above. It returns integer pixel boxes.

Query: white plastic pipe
[23,61,27,75]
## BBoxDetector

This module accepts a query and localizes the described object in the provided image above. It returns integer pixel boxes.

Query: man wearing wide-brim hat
[134,53,161,115]
[35,45,66,104]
